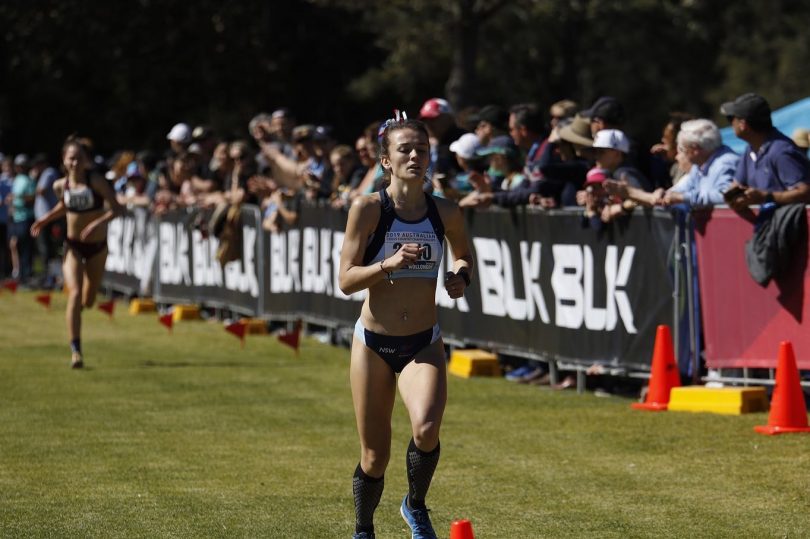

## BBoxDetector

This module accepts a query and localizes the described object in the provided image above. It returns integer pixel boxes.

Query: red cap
[585,167,608,185]
[419,98,452,119]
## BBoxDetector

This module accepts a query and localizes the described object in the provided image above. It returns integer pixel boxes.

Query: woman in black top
[31,137,123,368]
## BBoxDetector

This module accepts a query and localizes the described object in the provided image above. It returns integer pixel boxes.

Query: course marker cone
[98,299,115,318]
[225,320,246,347]
[278,320,302,355]
[755,341,810,435]
[632,325,681,411]
[35,293,52,309]
[159,312,174,333]
[450,519,475,539]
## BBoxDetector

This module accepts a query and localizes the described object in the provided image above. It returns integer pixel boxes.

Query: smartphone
[723,184,746,202]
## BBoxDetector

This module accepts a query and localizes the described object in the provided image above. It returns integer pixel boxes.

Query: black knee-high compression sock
[353,463,384,534]
[406,438,440,510]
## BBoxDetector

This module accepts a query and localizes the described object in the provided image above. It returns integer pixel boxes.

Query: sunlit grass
[1,291,808,538]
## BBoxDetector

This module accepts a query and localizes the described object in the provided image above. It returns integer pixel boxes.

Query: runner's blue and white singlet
[362,188,444,280]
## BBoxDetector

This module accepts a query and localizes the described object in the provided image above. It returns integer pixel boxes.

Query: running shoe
[71,352,84,369]
[400,494,437,539]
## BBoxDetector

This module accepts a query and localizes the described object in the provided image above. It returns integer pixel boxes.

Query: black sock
[406,438,440,510]
[70,339,81,354]
[353,463,384,534]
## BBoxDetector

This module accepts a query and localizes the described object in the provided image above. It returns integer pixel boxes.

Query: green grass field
[1,290,809,538]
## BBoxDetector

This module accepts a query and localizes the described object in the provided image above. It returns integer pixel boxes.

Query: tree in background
[2,0,810,155]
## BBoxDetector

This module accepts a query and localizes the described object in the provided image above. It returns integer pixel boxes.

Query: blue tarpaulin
[720,96,810,153]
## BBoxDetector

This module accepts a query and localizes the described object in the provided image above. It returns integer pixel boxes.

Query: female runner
[339,114,474,539]
[31,136,123,368]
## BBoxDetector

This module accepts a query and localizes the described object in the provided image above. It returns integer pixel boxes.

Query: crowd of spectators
[2,94,809,385]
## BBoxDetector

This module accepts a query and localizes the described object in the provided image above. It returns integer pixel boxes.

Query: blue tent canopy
[719,96,810,153]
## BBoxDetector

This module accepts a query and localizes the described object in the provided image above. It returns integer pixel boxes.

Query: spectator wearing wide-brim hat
[559,115,594,148]
[791,127,810,158]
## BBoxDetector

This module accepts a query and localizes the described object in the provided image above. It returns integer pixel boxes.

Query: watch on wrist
[764,192,775,204]
[457,268,471,287]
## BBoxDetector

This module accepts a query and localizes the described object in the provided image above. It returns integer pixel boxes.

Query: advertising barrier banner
[693,207,810,369]
[154,207,263,315]
[105,204,677,370]
[263,205,676,369]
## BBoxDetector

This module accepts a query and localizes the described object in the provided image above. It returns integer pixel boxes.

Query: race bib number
[384,231,439,272]
[65,188,95,211]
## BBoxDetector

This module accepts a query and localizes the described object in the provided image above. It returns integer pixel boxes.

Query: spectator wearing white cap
[589,129,649,222]
[439,132,484,199]
[166,122,192,154]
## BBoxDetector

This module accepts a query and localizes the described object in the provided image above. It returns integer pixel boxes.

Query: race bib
[65,188,94,211]
[384,231,440,272]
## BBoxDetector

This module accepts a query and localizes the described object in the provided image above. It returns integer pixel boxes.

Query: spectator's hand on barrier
[652,188,666,206]
[600,203,623,223]
[725,182,750,211]
[538,196,557,209]
[603,179,627,198]
[444,270,468,299]
[575,189,587,206]
[742,187,767,206]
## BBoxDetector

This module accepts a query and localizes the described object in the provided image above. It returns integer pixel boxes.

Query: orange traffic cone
[450,519,475,539]
[632,325,681,411]
[755,341,810,435]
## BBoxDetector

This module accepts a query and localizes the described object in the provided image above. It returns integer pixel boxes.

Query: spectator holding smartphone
[720,93,810,222]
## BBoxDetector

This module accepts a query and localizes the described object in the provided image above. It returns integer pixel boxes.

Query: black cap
[470,105,509,130]
[581,96,625,125]
[719,93,771,123]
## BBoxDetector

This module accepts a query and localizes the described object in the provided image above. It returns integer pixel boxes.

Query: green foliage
[2,291,810,537]
[2,0,810,154]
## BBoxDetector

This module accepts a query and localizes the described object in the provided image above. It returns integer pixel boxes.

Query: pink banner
[694,207,810,369]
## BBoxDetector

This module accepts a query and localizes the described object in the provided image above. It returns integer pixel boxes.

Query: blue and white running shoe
[400,494,437,539]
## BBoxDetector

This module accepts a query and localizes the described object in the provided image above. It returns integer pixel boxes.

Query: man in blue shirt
[720,93,810,222]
